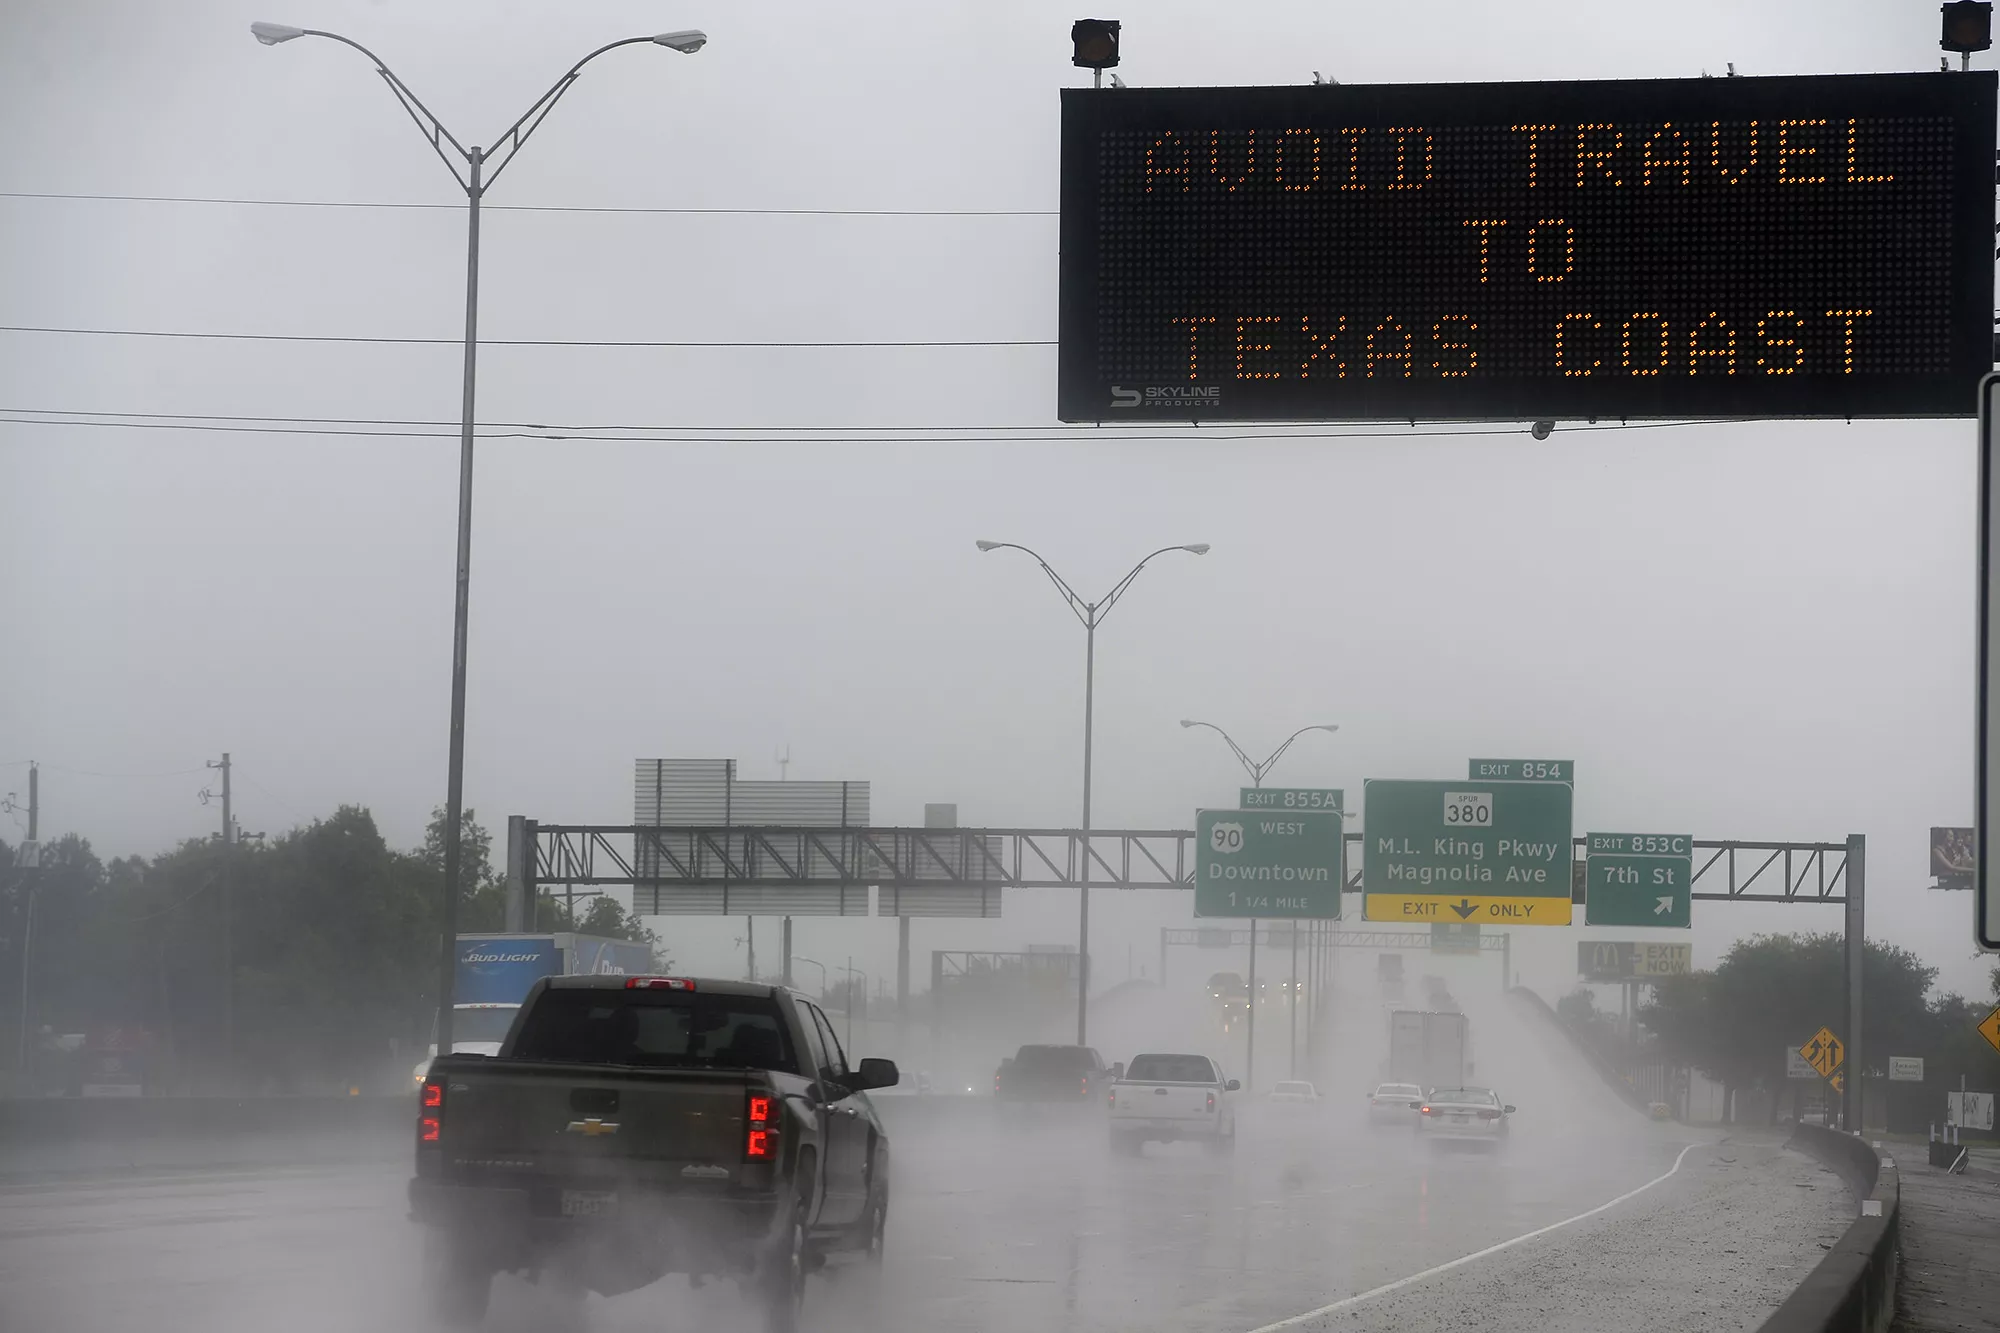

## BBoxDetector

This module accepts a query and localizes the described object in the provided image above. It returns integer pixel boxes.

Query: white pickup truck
[1107,1053,1239,1155]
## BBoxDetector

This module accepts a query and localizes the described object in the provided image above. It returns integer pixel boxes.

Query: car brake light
[419,1076,444,1142]
[1420,1105,1432,1115]
[420,1115,441,1142]
[744,1089,777,1161]
[421,1078,443,1110]
[625,976,695,990]
[1479,1109,1501,1119]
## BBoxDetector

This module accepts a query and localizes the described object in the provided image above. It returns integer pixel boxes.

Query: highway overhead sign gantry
[1196,808,1343,919]
[1430,922,1481,955]
[1469,759,1573,783]
[1585,833,1693,928]
[1800,1026,1845,1079]
[1364,778,1573,924]
[1240,787,1343,812]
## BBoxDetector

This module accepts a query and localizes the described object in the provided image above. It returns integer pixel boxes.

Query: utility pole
[207,753,233,1080]
[14,762,40,1075]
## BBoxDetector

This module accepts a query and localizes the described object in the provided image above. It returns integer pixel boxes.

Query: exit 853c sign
[1057,73,1994,422]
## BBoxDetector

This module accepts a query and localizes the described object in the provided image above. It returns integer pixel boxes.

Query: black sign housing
[1057,73,1995,422]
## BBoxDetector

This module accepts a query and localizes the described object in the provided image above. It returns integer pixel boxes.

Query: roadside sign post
[1364,779,1574,925]
[1584,833,1693,928]
[1888,1056,1926,1083]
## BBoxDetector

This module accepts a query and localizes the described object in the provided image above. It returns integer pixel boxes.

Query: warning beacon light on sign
[1071,19,1120,69]
[1943,1,1993,58]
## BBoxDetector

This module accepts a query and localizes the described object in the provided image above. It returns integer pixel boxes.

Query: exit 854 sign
[1057,73,1994,422]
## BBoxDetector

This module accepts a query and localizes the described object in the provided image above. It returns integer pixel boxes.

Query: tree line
[0,805,655,1094]
[1564,932,2000,1124]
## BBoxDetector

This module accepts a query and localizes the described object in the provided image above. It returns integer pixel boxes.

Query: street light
[975,539,1210,1044]
[793,955,829,997]
[1181,719,1341,1089]
[251,21,705,1055]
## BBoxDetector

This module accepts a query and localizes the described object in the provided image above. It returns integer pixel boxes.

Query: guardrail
[1759,1125,1899,1333]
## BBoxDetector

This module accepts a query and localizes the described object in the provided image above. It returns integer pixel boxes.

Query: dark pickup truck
[993,1043,1120,1104]
[411,974,897,1331]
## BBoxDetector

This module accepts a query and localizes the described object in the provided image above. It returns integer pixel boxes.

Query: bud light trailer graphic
[455,935,563,1005]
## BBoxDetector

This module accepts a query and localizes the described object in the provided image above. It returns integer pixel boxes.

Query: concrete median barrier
[1757,1124,1898,1333]
[0,1094,417,1178]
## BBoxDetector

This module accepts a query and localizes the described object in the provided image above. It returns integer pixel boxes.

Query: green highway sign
[1240,787,1344,812]
[1363,779,1574,925]
[1430,922,1481,955]
[1469,759,1573,783]
[1585,832,1692,928]
[1196,808,1343,920]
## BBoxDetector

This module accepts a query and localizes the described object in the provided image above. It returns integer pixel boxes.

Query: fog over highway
[0,966,1850,1333]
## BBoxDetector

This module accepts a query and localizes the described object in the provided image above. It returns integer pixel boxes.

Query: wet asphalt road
[0,993,1713,1333]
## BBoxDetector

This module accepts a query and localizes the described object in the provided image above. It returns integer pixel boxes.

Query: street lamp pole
[978,541,1210,1045]
[1180,720,1339,1088]
[794,956,829,998]
[250,22,706,1054]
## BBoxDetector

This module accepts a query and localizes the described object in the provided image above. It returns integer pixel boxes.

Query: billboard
[1931,825,1974,887]
[1578,940,1693,981]
[1058,73,1994,422]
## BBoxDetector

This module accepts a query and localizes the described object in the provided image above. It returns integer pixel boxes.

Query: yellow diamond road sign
[1829,1070,1845,1096]
[1979,1005,2000,1056]
[1800,1027,1845,1079]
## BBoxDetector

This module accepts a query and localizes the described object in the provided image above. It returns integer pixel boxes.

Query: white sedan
[1415,1086,1514,1146]
[1269,1080,1320,1104]
[1367,1081,1425,1125]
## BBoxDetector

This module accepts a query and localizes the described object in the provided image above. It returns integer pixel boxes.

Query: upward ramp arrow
[1655,896,1673,915]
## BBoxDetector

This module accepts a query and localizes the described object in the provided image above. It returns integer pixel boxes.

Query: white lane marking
[1240,1142,1706,1333]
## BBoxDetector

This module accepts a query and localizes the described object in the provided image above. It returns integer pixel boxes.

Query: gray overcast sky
[1,0,1991,998]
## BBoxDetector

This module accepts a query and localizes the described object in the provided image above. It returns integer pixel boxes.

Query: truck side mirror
[1225,1079,1241,1092]
[1111,1062,1125,1080]
[851,1057,899,1091]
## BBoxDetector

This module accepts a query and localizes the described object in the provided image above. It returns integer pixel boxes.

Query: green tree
[1640,932,1941,1122]
[537,892,662,954]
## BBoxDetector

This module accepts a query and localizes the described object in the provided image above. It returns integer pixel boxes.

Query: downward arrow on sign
[1655,896,1674,915]
[1451,899,1477,919]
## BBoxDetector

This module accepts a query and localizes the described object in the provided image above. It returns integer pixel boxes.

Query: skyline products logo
[1111,384,1222,409]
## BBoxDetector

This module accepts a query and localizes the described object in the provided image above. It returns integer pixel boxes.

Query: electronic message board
[1057,73,1994,422]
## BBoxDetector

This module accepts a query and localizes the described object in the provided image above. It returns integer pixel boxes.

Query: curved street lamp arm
[983,542,1091,627]
[296,29,473,190]
[1097,545,1202,622]
[1257,725,1329,777]
[481,35,657,191]
[1183,719,1259,781]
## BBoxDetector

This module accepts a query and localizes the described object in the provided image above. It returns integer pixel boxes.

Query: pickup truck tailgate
[441,1061,752,1182]
[1113,1082,1214,1121]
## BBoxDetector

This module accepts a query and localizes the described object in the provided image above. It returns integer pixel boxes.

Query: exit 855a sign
[1057,73,1994,422]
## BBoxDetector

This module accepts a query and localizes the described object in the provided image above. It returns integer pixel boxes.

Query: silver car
[1368,1081,1424,1125]
[1415,1086,1513,1146]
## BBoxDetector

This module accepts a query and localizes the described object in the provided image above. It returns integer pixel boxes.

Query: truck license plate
[561,1190,617,1217]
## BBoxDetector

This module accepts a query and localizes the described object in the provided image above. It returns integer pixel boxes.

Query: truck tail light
[1206,1092,1216,1112]
[745,1091,777,1162]
[625,977,695,990]
[420,1076,444,1141]
[1081,1076,1089,1097]
[1108,1088,1117,1108]
[1420,1105,1432,1115]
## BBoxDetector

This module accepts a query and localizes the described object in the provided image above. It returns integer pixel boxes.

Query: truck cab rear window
[1126,1055,1216,1083]
[508,990,799,1074]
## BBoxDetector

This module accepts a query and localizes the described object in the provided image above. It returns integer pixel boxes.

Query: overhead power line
[0,190,1055,217]
[0,406,1729,445]
[0,324,1053,348]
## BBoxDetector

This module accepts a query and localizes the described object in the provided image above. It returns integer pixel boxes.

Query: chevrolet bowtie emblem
[565,1118,620,1137]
